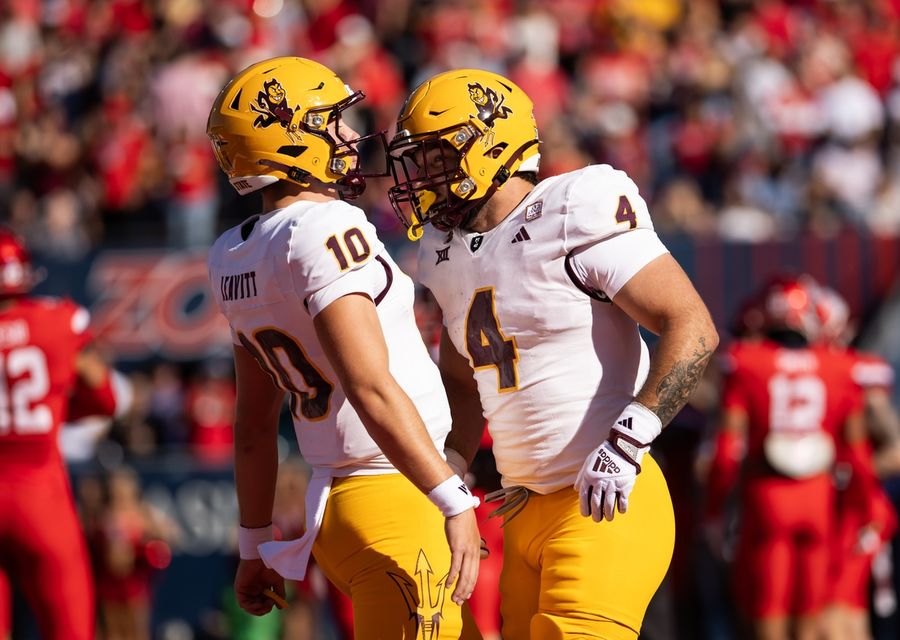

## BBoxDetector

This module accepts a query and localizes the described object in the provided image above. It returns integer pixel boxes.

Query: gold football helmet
[387,69,540,238]
[207,56,386,198]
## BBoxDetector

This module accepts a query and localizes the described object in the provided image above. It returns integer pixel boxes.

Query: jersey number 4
[0,346,53,435]
[465,288,519,393]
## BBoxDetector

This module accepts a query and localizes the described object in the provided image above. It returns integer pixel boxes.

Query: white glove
[575,402,661,522]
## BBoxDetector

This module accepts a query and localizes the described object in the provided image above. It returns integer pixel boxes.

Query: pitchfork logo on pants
[388,549,449,640]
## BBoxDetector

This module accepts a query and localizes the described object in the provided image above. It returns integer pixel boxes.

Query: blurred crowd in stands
[5,0,900,638]
[3,0,900,258]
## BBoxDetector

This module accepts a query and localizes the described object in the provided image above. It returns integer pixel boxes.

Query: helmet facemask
[282,91,389,200]
[387,128,484,238]
[387,70,541,240]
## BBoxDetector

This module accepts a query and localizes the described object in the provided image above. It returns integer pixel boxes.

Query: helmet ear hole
[486,143,507,159]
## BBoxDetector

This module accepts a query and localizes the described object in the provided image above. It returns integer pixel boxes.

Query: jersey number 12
[0,346,53,435]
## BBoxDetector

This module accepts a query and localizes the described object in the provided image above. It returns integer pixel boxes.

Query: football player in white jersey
[386,69,719,640]
[205,57,483,639]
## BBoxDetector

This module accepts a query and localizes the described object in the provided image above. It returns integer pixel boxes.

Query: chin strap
[335,174,367,200]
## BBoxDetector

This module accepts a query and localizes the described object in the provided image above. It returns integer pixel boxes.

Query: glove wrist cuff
[610,402,663,472]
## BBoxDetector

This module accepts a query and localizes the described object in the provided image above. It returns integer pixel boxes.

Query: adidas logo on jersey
[511,227,531,244]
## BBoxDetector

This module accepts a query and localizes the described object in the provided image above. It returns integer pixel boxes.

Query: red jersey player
[706,275,878,640]
[816,286,899,639]
[0,227,129,640]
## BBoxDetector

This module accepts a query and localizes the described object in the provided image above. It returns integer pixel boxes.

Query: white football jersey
[209,199,451,475]
[418,165,669,493]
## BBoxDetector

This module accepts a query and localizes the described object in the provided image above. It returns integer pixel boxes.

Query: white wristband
[238,524,274,560]
[427,475,479,517]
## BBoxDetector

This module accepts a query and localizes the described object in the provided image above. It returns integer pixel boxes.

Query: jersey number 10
[238,329,335,422]
[326,228,371,271]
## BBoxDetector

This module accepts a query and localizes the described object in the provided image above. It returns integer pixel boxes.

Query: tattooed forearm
[646,336,714,426]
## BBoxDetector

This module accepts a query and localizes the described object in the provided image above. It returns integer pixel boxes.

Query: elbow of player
[67,369,133,421]
[233,419,277,447]
[702,316,720,351]
[109,370,134,419]
[659,306,719,350]
[677,305,719,352]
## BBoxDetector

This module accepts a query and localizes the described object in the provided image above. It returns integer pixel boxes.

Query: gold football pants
[500,455,674,640]
[313,473,482,640]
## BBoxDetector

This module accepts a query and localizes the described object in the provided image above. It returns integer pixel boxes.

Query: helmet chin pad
[417,189,438,214]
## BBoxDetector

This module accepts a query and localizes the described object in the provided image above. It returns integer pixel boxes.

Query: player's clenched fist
[575,402,661,522]
[234,558,286,616]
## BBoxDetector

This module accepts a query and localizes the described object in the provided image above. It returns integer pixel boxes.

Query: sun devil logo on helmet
[467,82,511,126]
[251,79,295,131]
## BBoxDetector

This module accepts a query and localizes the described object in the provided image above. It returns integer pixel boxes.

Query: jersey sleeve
[562,165,668,298]
[562,164,657,250]
[306,253,391,317]
[567,230,668,299]
[286,201,386,307]
[61,299,93,352]
[852,354,895,390]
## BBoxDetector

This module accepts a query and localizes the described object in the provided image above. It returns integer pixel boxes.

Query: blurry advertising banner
[38,233,900,362]
[85,251,231,361]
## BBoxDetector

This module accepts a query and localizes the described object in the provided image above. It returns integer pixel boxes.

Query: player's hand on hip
[574,402,661,522]
[444,507,481,606]
[234,558,286,615]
